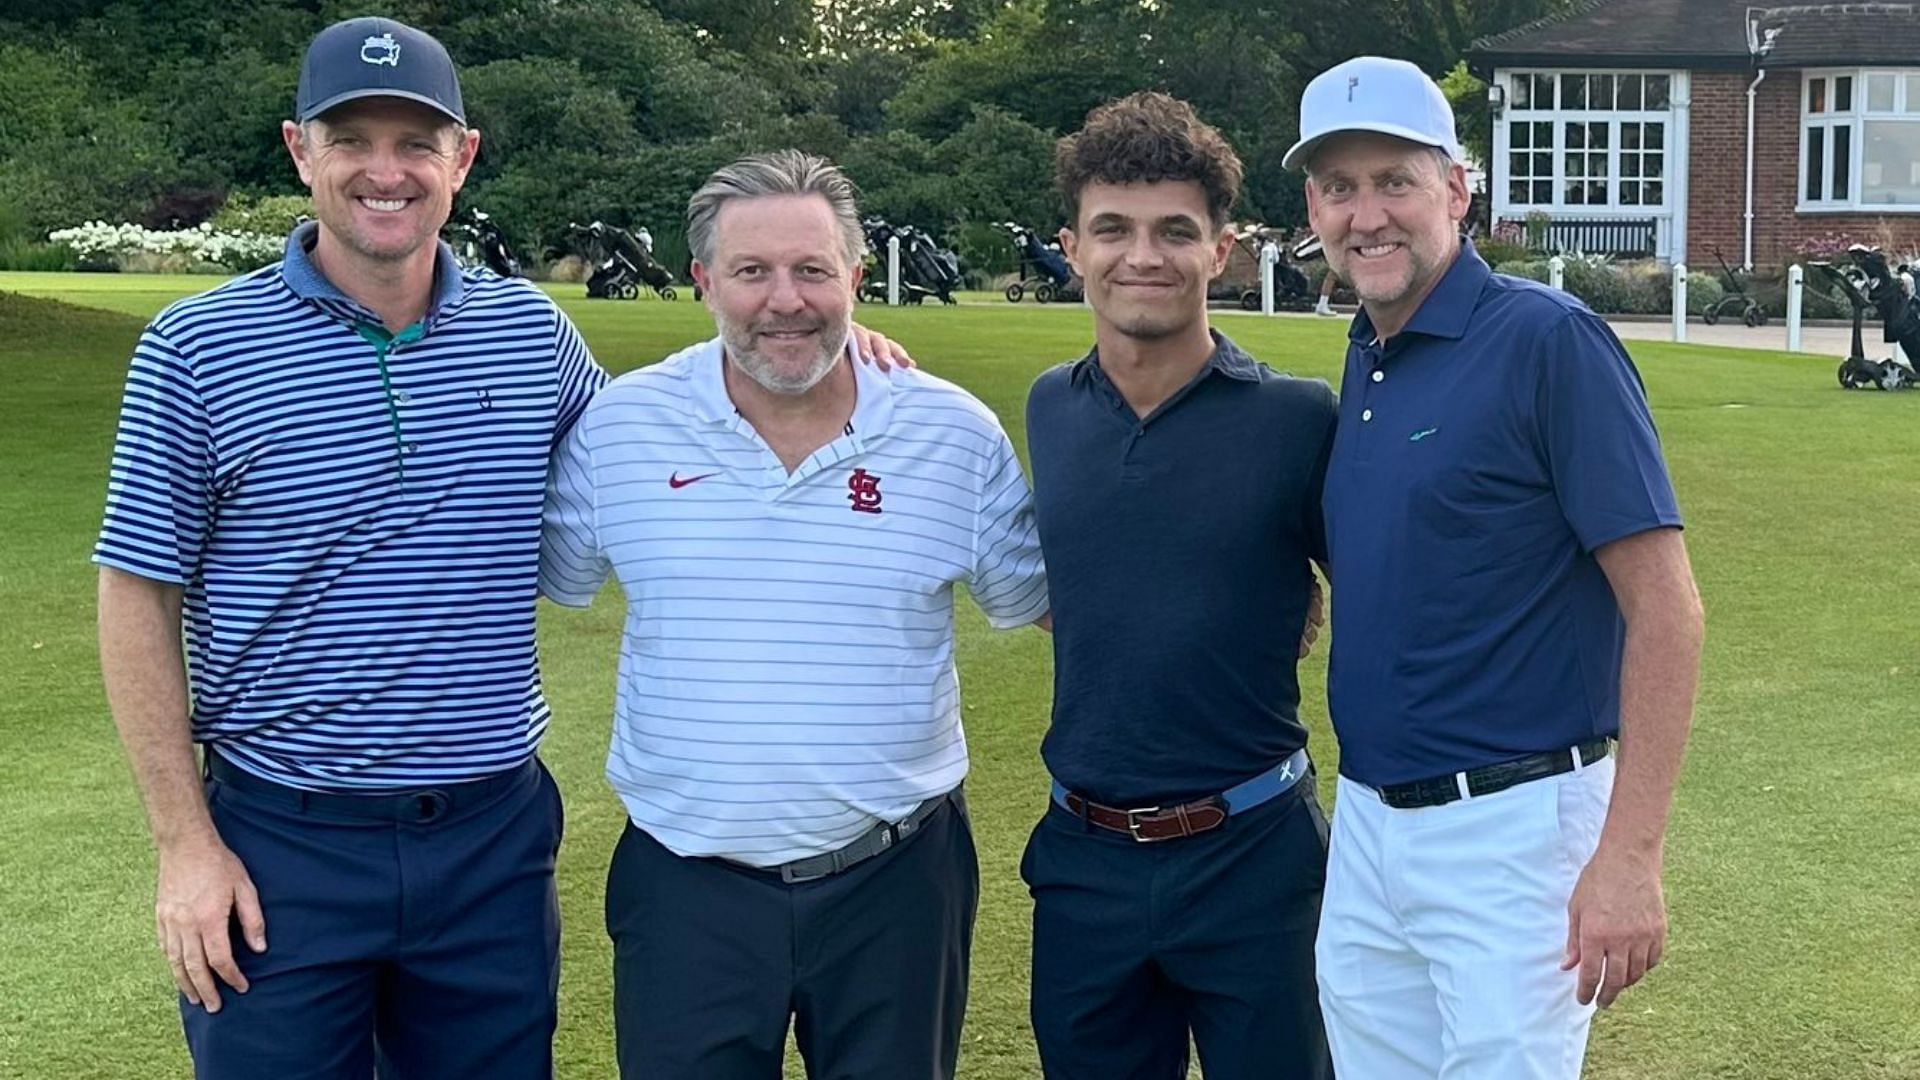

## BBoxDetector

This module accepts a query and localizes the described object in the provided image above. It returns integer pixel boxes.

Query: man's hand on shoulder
[848,324,916,371]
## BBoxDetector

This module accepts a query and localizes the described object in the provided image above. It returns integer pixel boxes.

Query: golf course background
[2,273,1915,1078]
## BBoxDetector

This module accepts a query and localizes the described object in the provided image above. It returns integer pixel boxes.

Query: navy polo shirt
[1028,331,1335,806]
[1322,241,1683,788]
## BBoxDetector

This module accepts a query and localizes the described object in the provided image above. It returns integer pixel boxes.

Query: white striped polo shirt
[540,338,1049,866]
[94,224,608,789]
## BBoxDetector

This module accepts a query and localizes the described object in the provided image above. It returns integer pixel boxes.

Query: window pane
[1869,73,1895,111]
[1510,179,1532,203]
[1834,124,1852,197]
[1534,74,1557,109]
[1647,123,1664,150]
[1906,75,1920,112]
[1590,181,1608,203]
[1646,75,1670,108]
[1567,123,1585,149]
[1837,76,1854,112]
[1645,152,1664,177]
[1863,120,1920,204]
[1589,74,1615,109]
[1512,123,1531,149]
[1623,155,1641,178]
[1534,121,1554,145]
[1807,125,1826,201]
[1567,179,1586,204]
[1645,181,1663,203]
[1562,74,1587,109]
[1513,76,1532,110]
[1588,122,1610,149]
[1565,153,1585,178]
[1511,152,1531,178]
[1810,78,1827,114]
[1622,182,1641,205]
[1619,74,1643,110]
[1535,152,1552,174]
[1622,123,1642,150]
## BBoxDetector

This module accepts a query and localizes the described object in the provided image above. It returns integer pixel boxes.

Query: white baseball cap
[1283,56,1461,172]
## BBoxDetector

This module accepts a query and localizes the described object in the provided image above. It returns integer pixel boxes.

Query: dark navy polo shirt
[1322,241,1683,788]
[1028,331,1336,806]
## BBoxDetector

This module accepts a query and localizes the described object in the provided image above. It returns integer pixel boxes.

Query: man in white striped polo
[539,149,1050,1080]
[94,17,605,1078]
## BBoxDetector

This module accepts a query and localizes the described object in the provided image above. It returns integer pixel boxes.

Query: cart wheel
[1754,309,1769,327]
[1743,306,1763,327]
[1004,283,1025,303]
[1701,306,1718,325]
[1240,291,1260,311]
[619,283,639,300]
[661,286,677,301]
[1839,361,1860,389]
[1035,283,1056,304]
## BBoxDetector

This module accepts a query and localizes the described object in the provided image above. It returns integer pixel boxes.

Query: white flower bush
[47,220,283,272]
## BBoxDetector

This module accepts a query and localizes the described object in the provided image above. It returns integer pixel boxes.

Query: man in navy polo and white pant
[540,149,1049,1079]
[1288,58,1707,1077]
[95,17,606,1077]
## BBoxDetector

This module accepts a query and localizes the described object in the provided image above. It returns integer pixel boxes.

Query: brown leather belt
[1061,792,1229,842]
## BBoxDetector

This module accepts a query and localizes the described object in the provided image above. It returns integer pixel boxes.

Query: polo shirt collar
[280,220,467,325]
[1348,236,1491,346]
[687,333,894,439]
[1070,327,1261,387]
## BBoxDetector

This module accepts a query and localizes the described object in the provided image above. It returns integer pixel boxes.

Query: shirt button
[396,391,412,404]
[1361,408,1373,422]
[1371,370,1384,383]
[404,442,419,454]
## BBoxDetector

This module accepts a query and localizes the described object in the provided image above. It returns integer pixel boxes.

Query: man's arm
[1563,526,1704,1008]
[99,566,265,1013]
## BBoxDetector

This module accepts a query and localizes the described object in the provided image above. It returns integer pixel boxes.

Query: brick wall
[1688,70,1920,269]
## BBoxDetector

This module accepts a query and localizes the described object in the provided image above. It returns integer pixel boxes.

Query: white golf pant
[1316,755,1614,1080]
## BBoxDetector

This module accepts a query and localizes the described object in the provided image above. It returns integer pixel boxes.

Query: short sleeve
[93,325,213,584]
[968,430,1049,628]
[538,416,610,606]
[553,308,609,444]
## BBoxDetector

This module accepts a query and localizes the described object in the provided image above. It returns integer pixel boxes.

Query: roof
[1471,0,1920,72]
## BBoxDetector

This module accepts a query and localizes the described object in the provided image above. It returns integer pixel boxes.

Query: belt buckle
[1124,805,1170,843]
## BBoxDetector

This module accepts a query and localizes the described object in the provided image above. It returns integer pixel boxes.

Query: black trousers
[607,790,978,1080]
[1023,777,1333,1080]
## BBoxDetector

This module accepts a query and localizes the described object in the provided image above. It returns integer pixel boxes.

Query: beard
[718,313,848,395]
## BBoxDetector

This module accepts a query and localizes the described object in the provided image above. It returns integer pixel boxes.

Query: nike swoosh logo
[668,472,719,489]
[1409,427,1440,442]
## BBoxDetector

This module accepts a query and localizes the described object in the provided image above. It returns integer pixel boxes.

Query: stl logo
[847,468,883,514]
[361,34,401,66]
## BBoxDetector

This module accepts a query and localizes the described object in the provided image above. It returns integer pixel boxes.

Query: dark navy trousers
[182,757,564,1079]
[1023,776,1333,1080]
[606,789,977,1080]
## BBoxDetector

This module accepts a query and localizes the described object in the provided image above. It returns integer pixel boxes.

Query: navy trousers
[606,789,977,1080]
[182,757,564,1079]
[1023,775,1333,1080]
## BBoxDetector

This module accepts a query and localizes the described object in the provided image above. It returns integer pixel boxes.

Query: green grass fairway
[3,272,1917,1079]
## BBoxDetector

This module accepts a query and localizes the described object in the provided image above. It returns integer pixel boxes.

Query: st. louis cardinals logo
[847,468,883,514]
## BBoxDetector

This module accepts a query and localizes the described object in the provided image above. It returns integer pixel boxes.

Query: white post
[1260,242,1277,316]
[1549,255,1566,292]
[1671,263,1688,343]
[887,236,902,306]
[1786,263,1805,352]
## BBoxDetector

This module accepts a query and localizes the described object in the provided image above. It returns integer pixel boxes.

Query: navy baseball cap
[296,17,465,125]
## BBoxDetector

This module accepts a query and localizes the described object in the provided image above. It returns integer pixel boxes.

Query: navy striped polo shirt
[94,223,608,789]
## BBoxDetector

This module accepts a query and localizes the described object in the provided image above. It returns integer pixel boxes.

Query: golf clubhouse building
[1470,0,1920,268]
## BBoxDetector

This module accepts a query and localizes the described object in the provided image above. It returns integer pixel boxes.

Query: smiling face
[282,97,478,271]
[1061,179,1234,343]
[1304,132,1469,336]
[691,193,859,396]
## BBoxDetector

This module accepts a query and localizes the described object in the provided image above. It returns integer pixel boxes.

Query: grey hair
[686,149,866,270]
[1304,142,1456,183]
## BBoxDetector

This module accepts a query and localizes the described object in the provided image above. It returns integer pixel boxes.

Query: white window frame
[1499,69,1678,213]
[1799,68,1920,213]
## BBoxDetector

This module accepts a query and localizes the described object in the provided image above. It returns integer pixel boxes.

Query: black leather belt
[1374,738,1612,809]
[205,746,531,823]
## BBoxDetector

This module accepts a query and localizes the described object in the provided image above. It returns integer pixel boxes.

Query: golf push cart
[1809,244,1920,391]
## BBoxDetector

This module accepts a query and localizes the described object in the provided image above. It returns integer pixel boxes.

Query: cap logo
[360,33,401,67]
[1348,76,1360,102]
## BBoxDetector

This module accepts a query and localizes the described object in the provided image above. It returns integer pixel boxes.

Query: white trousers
[1315,755,1614,1080]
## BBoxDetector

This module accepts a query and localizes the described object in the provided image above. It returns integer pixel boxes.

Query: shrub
[0,236,77,271]
[208,193,311,238]
[1495,259,1550,283]
[1474,237,1531,266]
[1685,272,1724,316]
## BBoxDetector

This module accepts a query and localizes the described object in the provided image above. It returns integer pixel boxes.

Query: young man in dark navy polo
[1289,57,1706,1078]
[1022,92,1335,1080]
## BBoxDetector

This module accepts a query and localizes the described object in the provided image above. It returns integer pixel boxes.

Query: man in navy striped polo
[539,149,1050,1080]
[94,18,606,1077]
[1021,93,1335,1080]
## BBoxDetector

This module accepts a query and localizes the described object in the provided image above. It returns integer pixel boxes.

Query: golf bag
[447,208,521,277]
[1226,226,1319,311]
[997,221,1079,303]
[567,221,678,300]
[858,218,960,305]
[1812,245,1920,390]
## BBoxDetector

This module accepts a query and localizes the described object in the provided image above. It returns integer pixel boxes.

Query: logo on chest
[847,468,883,514]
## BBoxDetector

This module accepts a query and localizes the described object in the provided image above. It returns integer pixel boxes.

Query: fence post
[1786,263,1805,352]
[1549,255,1566,292]
[1671,263,1688,343]
[887,236,902,306]
[1260,242,1277,316]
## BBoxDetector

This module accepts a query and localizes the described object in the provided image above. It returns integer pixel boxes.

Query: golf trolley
[1229,226,1323,311]
[1809,244,1920,391]
[567,221,678,301]
[1701,246,1768,327]
[445,208,521,277]
[858,218,962,305]
[995,221,1082,303]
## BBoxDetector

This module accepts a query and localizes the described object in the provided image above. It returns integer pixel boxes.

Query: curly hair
[1054,92,1244,228]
